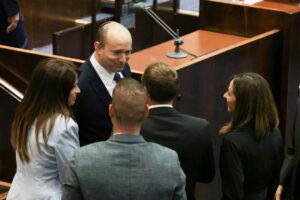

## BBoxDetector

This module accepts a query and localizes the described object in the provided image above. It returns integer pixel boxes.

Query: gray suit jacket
[62,134,187,200]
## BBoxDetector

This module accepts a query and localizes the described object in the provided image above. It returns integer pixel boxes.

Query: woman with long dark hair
[7,59,80,199]
[220,72,283,200]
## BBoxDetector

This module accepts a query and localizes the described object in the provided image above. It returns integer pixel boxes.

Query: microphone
[132,2,151,12]
[131,2,187,59]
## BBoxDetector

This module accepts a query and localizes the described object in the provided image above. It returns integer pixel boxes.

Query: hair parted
[10,58,78,163]
[96,21,113,47]
[220,72,279,140]
[141,62,178,103]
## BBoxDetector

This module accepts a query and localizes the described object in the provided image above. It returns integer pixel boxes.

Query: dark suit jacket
[140,107,215,200]
[280,97,300,200]
[73,59,131,146]
[62,134,187,200]
[0,0,27,48]
[220,125,283,200]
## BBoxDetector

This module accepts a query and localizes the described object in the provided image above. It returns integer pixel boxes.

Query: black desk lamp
[133,2,188,59]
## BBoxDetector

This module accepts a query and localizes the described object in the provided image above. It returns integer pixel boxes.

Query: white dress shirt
[149,104,173,109]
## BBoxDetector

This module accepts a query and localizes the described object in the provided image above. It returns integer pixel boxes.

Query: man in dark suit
[73,21,132,146]
[0,0,28,48]
[276,97,300,200]
[140,62,215,200]
[63,78,187,200]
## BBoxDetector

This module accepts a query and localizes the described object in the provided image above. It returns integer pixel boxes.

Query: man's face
[95,34,132,73]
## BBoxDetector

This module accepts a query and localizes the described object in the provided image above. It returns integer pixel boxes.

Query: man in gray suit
[140,62,215,200]
[62,78,187,200]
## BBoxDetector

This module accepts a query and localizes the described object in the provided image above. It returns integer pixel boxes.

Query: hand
[7,13,20,33]
[275,185,283,200]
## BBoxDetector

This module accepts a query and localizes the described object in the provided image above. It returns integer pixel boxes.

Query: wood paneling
[19,0,93,48]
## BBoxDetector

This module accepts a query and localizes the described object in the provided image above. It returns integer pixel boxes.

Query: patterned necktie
[113,73,121,82]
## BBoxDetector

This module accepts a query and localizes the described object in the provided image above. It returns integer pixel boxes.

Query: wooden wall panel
[19,0,92,48]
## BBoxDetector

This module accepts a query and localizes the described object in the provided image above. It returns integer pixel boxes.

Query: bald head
[110,78,147,127]
[94,21,132,72]
[96,21,132,47]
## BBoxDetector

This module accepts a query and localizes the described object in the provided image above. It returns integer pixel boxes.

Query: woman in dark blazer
[220,72,283,200]
[275,97,300,200]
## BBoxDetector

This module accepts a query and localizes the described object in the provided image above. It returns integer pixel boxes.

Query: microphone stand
[139,4,187,59]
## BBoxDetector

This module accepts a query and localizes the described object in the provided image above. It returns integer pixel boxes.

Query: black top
[220,125,283,200]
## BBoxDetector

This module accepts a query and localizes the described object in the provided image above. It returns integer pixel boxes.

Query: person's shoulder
[53,114,78,133]
[76,141,106,156]
[78,59,92,76]
[180,113,209,124]
[147,142,178,157]
[269,127,282,141]
[178,113,211,131]
[222,130,246,145]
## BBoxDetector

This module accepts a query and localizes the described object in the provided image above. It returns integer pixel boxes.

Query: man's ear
[144,104,149,118]
[109,104,114,118]
[94,41,102,52]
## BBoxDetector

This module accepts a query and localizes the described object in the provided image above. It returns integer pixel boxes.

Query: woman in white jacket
[7,58,80,200]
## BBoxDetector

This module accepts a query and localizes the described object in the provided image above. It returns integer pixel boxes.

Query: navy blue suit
[73,59,131,146]
[0,0,27,48]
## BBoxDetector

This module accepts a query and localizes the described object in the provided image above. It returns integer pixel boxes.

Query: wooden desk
[208,0,300,13]
[128,30,246,74]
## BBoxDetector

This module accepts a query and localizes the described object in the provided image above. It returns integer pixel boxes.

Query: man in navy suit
[140,62,215,200]
[0,0,28,48]
[73,21,132,146]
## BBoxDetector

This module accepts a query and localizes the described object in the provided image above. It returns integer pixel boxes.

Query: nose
[223,92,227,98]
[76,85,81,93]
[119,53,127,63]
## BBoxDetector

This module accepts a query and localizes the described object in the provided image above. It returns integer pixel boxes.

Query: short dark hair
[220,72,279,140]
[96,21,112,47]
[141,62,178,103]
[112,78,147,125]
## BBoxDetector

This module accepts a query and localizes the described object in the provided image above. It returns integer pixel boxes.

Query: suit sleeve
[55,120,80,184]
[280,98,300,185]
[2,0,20,16]
[173,156,187,200]
[220,138,244,200]
[197,123,215,182]
[62,156,83,200]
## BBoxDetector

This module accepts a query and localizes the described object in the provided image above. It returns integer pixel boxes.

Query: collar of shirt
[90,53,121,96]
[149,104,173,109]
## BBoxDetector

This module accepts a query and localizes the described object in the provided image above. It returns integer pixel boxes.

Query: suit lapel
[87,61,112,106]
[121,63,131,77]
